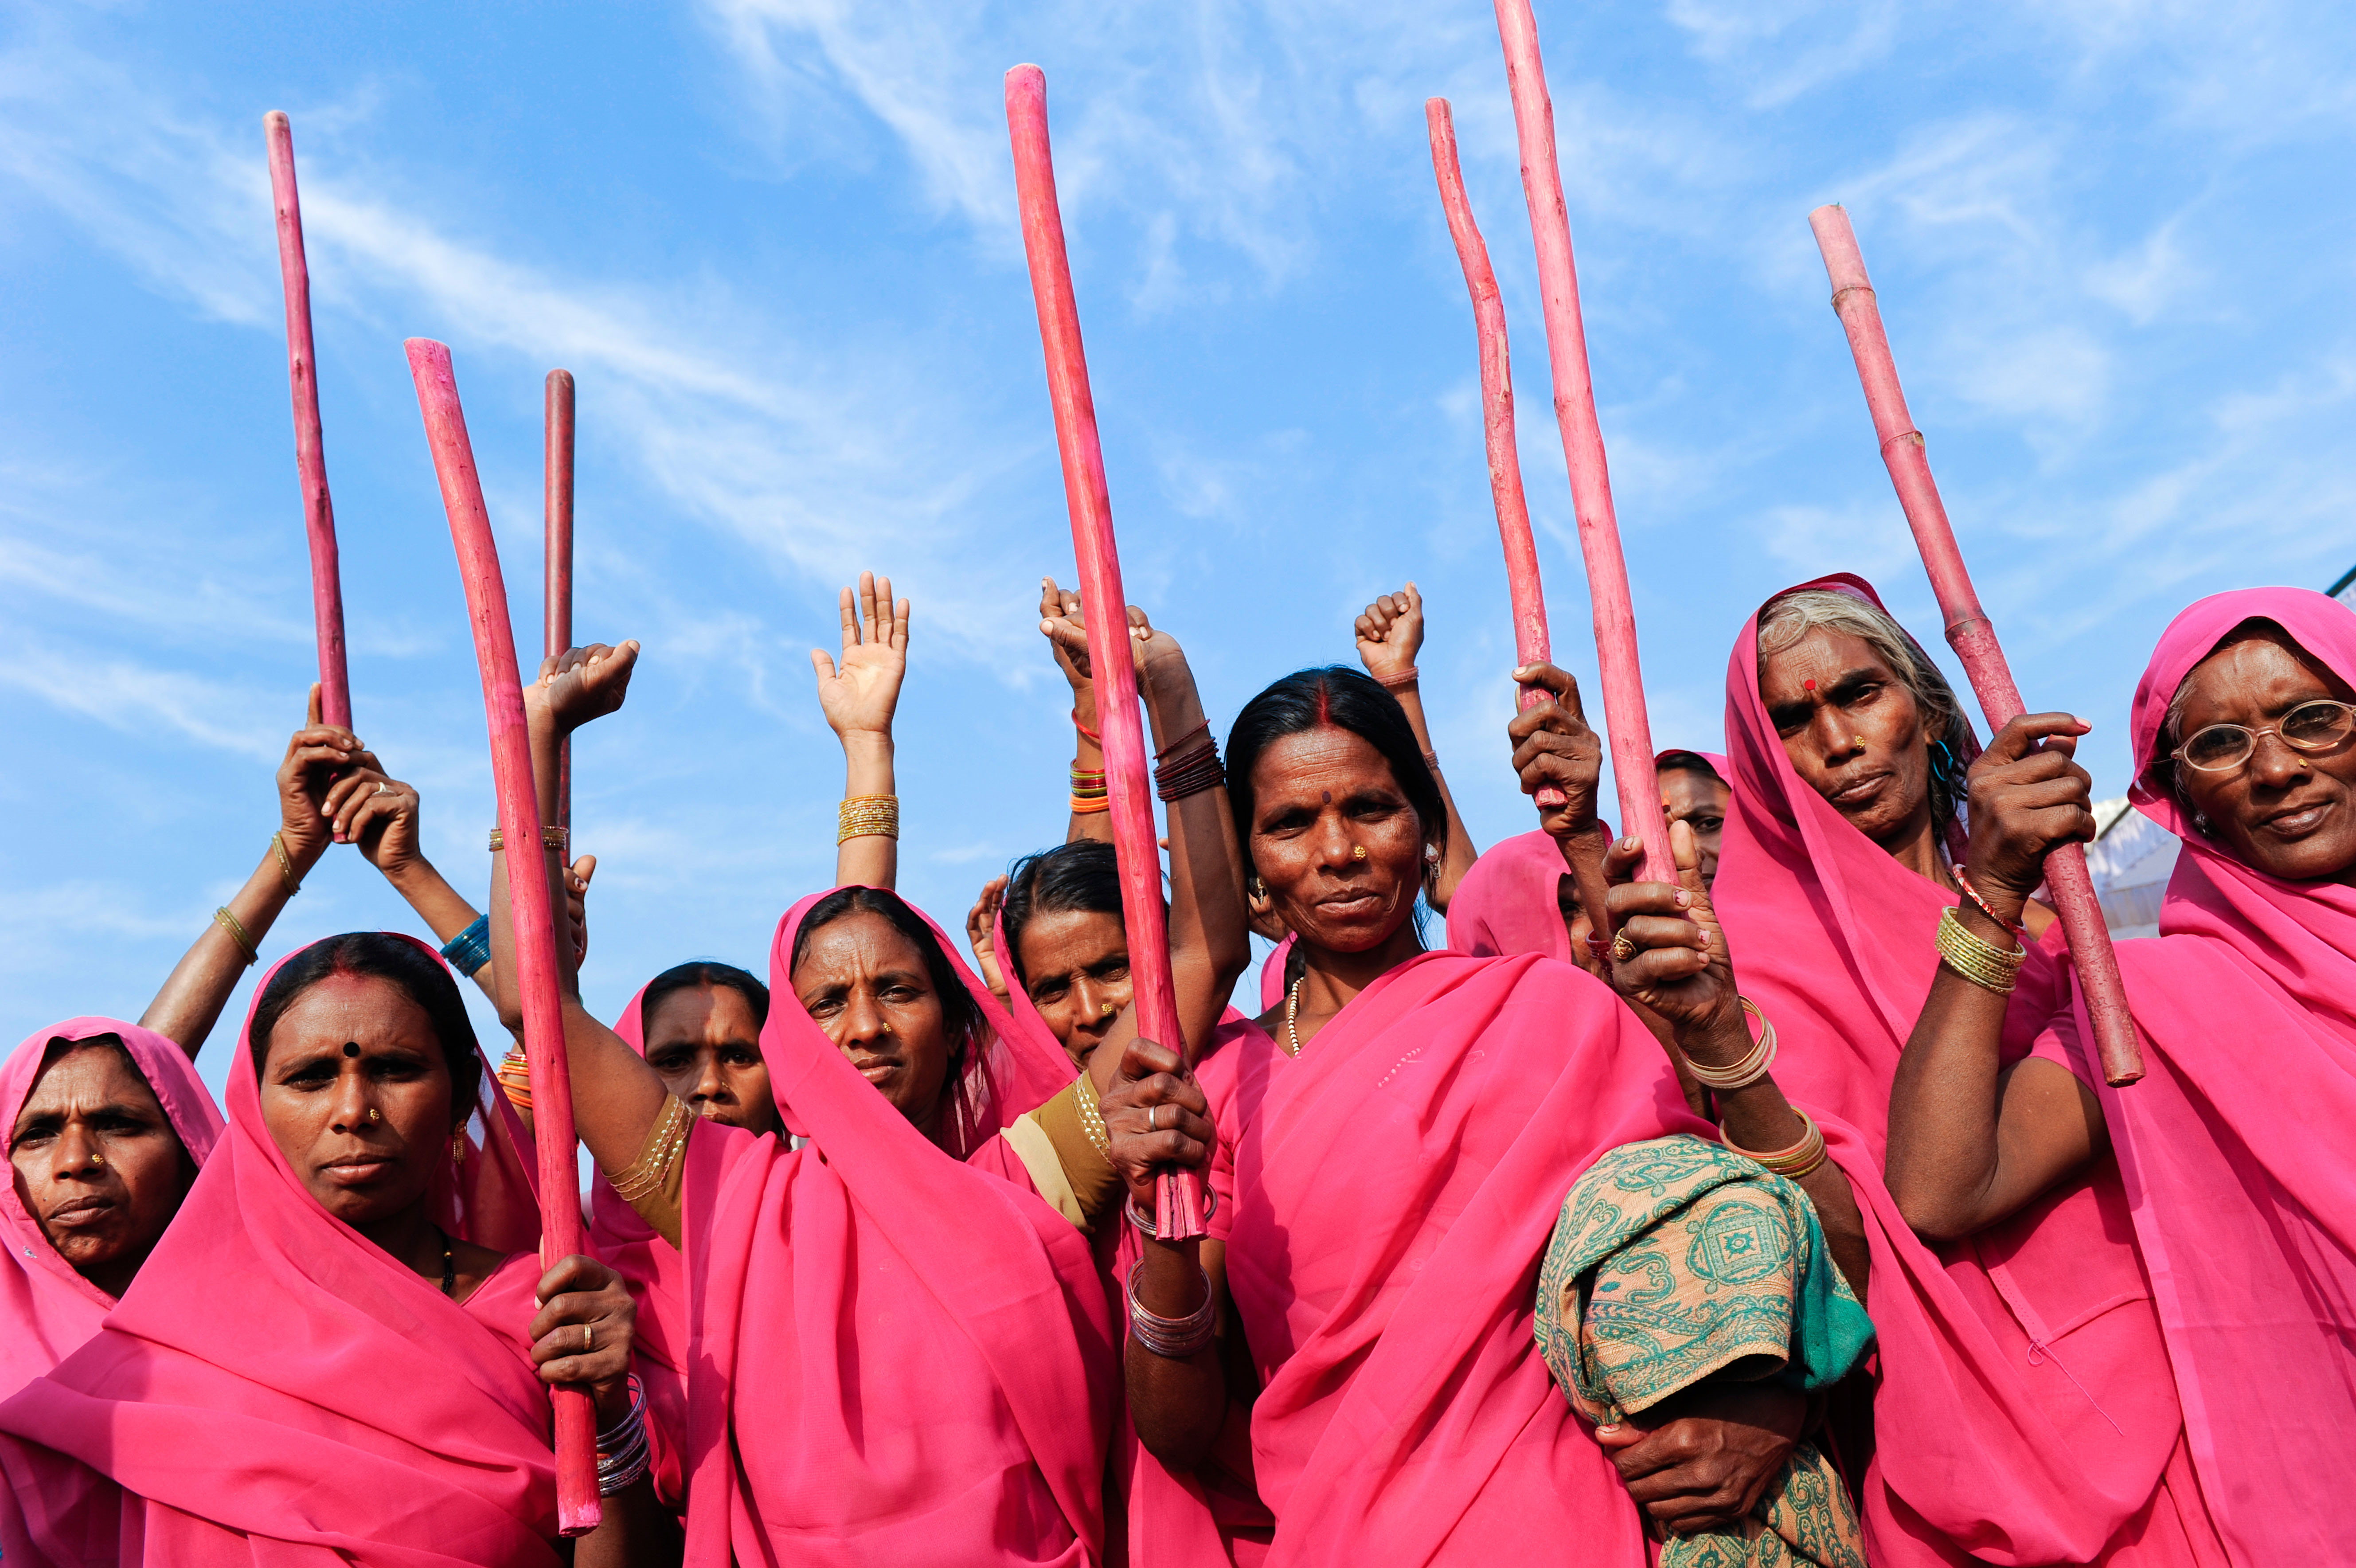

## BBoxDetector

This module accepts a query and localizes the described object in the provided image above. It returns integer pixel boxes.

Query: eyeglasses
[2173,699,2356,773]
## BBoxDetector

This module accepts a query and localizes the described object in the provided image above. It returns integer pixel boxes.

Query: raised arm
[324,746,497,1004]
[1356,583,1477,907]
[1886,712,2109,1241]
[1039,577,1113,846]
[140,685,346,1058]
[813,571,908,891]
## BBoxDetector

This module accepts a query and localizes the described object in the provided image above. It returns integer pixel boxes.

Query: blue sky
[4,0,2352,1097]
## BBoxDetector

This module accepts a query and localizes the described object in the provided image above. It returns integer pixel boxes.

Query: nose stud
[1100,1002,1116,1018]
[1351,845,1368,862]
[365,1107,382,1124]
[88,1153,106,1169]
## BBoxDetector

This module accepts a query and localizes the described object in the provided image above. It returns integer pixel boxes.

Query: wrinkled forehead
[1248,724,1399,809]
[16,1036,155,1122]
[790,911,932,991]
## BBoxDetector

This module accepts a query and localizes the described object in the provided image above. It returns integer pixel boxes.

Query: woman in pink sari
[0,932,671,1564]
[1106,664,1839,1564]
[1712,573,2220,1564]
[1889,585,2356,1564]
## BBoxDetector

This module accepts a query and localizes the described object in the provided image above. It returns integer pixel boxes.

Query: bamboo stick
[545,370,575,833]
[263,112,351,730]
[1004,63,1203,1240]
[1806,204,2143,1086]
[1488,0,1675,884]
[404,340,603,1529]
[1424,97,1563,809]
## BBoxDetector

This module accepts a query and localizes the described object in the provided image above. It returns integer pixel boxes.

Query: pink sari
[0,936,562,1565]
[1445,830,1573,962]
[2031,586,2356,1564]
[0,1020,223,1403]
[672,888,1113,1565]
[1715,575,2215,1566]
[1205,947,1708,1564]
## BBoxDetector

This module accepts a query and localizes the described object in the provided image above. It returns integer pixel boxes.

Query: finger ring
[375,781,392,794]
[1610,932,1637,964]
[1149,1105,1163,1132]
[582,1323,594,1353]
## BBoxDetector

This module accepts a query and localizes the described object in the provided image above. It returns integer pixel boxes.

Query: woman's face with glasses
[2167,624,2356,884]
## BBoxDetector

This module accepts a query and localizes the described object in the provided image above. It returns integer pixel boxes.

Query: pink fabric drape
[1205,948,1707,1564]
[672,888,1113,1565]
[1444,830,1573,963]
[1255,934,1295,1013]
[0,935,563,1566]
[2030,586,2356,1564]
[0,1020,223,1403]
[1714,575,2213,1566]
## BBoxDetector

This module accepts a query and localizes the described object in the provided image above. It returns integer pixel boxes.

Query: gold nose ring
[1351,845,1368,861]
[88,1153,106,1169]
[1100,1002,1116,1018]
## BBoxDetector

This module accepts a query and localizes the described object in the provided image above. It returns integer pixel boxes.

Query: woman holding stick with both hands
[1889,587,2356,1564]
[1106,661,1868,1561]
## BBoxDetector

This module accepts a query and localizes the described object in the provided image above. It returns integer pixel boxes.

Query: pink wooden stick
[545,370,575,834]
[1488,0,1675,885]
[264,112,352,731]
[1425,98,1564,810]
[1004,63,1203,1240]
[1807,205,2142,1087]
[404,340,603,1532]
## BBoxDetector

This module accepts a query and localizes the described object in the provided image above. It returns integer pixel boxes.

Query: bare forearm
[1066,687,1113,845]
[572,1475,681,1565]
[1146,657,1250,1055]
[142,838,321,1060]
[384,858,495,1005]
[1887,961,2016,1237]
[1391,682,1476,908]
[834,731,897,889]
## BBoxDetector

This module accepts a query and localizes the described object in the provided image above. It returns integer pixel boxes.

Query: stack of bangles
[1938,868,2028,995]
[1153,722,1224,804]
[595,1375,651,1496]
[1125,1184,1217,1239]
[837,794,899,844]
[439,913,492,979]
[1680,997,1778,1094]
[1070,762,1108,815]
[1125,1262,1218,1359]
[495,1044,534,1112]
[1723,1108,1829,1181]
[1374,666,1418,691]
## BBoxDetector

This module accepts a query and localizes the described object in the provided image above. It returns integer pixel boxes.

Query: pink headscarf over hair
[672,887,1111,1565]
[2027,587,2356,1564]
[1715,575,2213,1566]
[0,933,567,1566]
[1206,948,1709,1563]
[0,1019,223,1402]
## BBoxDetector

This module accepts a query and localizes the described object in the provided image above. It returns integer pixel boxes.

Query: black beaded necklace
[435,1226,455,1297]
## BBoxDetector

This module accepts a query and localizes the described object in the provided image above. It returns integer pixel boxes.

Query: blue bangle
[440,914,492,978]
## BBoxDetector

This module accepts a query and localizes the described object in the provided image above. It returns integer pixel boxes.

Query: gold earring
[1350,845,1368,861]
[450,1129,467,1166]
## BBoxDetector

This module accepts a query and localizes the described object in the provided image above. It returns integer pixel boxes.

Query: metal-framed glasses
[2173,699,2356,773]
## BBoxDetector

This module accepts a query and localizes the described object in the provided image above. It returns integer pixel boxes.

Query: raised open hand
[1509,663,1603,837]
[1354,583,1425,683]
[812,571,909,741]
[276,683,361,858]
[531,641,640,735]
[966,875,1011,1003]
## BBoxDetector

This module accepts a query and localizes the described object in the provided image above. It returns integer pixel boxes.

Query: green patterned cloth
[1536,1135,1875,1568]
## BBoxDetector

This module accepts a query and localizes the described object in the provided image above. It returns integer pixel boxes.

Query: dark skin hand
[1597,1381,1808,1540]
[7,1042,195,1299]
[643,984,778,1137]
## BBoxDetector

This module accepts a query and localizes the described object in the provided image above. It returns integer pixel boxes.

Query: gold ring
[582,1323,594,1353]
[1609,932,1637,964]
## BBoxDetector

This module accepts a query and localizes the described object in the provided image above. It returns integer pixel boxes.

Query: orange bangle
[1070,794,1112,814]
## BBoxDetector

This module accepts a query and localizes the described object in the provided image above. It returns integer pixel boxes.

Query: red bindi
[1803,679,1817,692]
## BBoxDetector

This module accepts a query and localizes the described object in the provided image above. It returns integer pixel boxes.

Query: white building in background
[2083,797,2180,940]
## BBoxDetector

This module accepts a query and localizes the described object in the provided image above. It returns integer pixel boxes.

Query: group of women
[4,557,2352,1567]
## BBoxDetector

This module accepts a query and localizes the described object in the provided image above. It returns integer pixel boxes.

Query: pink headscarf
[1205,947,1708,1563]
[2032,587,2356,1564]
[0,1019,223,1402]
[672,887,1112,1565]
[1714,575,2211,1566]
[1445,830,1574,962]
[0,934,563,1565]
[1255,934,1296,1013]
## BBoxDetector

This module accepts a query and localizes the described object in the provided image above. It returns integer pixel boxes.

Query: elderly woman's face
[2169,629,2356,884]
[1760,628,1934,852]
[8,1041,194,1300]
[1248,726,1430,954]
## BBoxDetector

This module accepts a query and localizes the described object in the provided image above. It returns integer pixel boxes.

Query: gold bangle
[1723,1108,1828,1180]
[1935,907,2025,996]
[1073,1070,1113,1159]
[213,906,260,967]
[1681,997,1779,1091]
[488,826,570,853]
[837,794,900,845]
[270,831,303,897]
[606,1096,695,1203]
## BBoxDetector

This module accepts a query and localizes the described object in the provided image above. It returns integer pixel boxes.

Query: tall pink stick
[404,340,603,1532]
[1004,63,1202,1240]
[264,111,352,730]
[1489,0,1674,884]
[1807,207,2143,1087]
[1425,98,1563,810]
[545,370,575,834]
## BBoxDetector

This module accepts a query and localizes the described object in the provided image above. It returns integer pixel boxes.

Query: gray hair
[1757,588,1976,834]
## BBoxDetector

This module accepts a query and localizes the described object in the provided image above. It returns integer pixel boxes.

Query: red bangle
[1154,719,1211,763]
[1071,709,1100,746]
[1951,866,2024,940]
[1373,667,1419,691]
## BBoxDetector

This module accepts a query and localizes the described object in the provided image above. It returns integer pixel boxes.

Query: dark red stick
[545,370,575,834]
[404,340,603,1531]
[1808,204,2142,1087]
[1489,0,1675,884]
[264,111,351,730]
[1425,97,1564,809]
[1004,63,1202,1240]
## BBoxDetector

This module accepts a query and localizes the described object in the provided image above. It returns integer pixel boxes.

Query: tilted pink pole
[264,112,352,730]
[1489,0,1674,884]
[545,370,576,834]
[1807,205,2143,1087]
[1425,98,1563,809]
[404,340,604,1531]
[1005,63,1203,1240]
